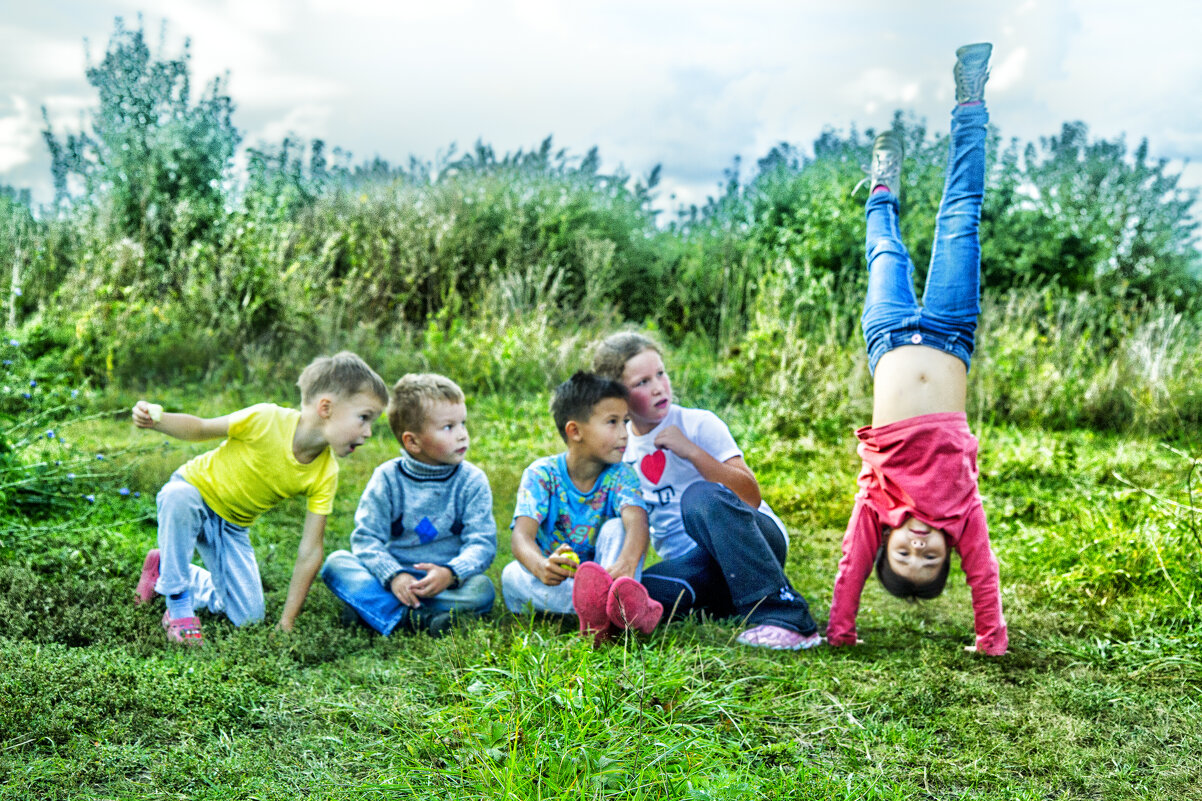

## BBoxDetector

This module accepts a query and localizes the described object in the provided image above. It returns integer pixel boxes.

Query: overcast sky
[2,0,1200,218]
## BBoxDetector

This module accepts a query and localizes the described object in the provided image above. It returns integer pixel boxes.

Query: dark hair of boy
[874,546,951,601]
[550,371,630,443]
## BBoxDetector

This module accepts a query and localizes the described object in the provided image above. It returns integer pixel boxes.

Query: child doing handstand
[826,43,1007,655]
[133,352,389,644]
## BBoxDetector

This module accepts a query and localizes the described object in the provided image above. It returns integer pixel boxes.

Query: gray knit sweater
[349,454,496,585]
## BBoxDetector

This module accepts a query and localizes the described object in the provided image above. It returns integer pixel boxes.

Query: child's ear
[400,431,421,456]
[564,420,582,442]
[315,395,334,419]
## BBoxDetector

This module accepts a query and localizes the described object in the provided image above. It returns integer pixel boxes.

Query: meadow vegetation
[2,17,1201,800]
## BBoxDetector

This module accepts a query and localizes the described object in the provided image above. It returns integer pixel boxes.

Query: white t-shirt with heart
[623,404,787,561]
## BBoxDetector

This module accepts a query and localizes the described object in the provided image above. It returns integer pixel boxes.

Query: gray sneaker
[955,43,992,104]
[854,131,905,197]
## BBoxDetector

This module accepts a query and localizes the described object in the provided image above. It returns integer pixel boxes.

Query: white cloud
[0,0,1200,231]
[0,96,38,172]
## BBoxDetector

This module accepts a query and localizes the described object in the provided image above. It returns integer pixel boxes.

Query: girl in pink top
[826,44,1007,656]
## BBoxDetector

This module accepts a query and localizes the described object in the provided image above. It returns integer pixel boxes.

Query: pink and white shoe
[736,624,822,651]
[162,611,204,646]
[135,549,160,604]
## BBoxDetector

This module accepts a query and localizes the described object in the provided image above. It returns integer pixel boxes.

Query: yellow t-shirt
[179,403,339,527]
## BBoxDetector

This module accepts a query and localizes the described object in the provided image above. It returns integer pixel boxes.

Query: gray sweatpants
[155,472,266,626]
[500,518,643,614]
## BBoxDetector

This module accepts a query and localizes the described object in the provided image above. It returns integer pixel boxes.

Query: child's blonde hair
[388,373,465,440]
[592,332,662,382]
[297,351,388,406]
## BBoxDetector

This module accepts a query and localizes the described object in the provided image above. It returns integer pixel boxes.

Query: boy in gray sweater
[321,374,496,635]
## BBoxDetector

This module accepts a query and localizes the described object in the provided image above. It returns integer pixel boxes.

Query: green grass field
[2,392,1200,800]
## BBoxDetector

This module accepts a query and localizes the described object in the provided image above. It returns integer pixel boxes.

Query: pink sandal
[136,549,160,604]
[606,577,663,635]
[572,561,617,646]
[162,611,204,646]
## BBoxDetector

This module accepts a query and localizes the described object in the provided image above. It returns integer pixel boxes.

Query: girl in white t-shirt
[592,332,820,650]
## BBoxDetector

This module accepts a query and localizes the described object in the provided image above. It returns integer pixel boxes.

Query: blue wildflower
[29,380,36,388]
[96,454,105,460]
[22,393,30,399]
[71,390,79,398]
[8,339,17,347]
[67,473,75,480]
[46,430,56,439]
[12,288,20,297]
[2,360,10,367]
[134,491,141,499]
[85,494,95,503]
[119,487,130,496]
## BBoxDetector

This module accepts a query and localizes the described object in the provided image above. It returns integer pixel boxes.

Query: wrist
[443,565,460,589]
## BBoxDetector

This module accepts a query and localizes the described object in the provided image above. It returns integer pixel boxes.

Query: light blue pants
[321,550,496,635]
[501,518,643,614]
[155,472,265,626]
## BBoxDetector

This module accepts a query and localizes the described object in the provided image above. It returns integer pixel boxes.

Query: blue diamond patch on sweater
[415,516,439,544]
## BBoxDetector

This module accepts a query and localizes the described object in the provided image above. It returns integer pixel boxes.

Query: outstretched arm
[826,498,882,646]
[132,400,231,441]
[956,506,1008,655]
[278,511,327,631]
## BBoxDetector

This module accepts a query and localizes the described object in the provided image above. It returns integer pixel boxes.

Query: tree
[41,16,240,277]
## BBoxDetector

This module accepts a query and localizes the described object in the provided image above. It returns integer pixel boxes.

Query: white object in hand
[147,403,163,422]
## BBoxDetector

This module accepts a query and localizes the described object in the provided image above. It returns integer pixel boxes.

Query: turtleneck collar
[398,453,460,481]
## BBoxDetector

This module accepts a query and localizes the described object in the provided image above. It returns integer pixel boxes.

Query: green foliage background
[3,18,1202,799]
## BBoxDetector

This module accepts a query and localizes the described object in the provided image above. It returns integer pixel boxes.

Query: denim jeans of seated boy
[861,102,988,374]
[321,552,496,635]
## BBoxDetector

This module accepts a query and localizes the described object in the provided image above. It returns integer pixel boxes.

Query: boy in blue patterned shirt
[321,374,496,635]
[503,372,658,643]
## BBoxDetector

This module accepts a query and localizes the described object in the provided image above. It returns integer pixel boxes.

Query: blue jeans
[641,482,818,635]
[321,550,496,635]
[861,103,989,374]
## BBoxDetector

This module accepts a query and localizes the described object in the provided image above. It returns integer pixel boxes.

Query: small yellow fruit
[561,550,580,573]
[147,403,163,422]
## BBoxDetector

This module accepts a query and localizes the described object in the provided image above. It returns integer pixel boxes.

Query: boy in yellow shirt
[132,351,388,645]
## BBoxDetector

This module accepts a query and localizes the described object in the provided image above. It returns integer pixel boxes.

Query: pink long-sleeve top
[826,411,1007,655]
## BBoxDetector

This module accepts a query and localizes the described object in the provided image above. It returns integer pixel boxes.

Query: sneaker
[135,548,160,604]
[954,42,992,104]
[339,601,366,629]
[853,131,904,197]
[572,561,617,646]
[161,611,204,646]
[405,607,456,638]
[736,624,822,651]
[606,577,663,635]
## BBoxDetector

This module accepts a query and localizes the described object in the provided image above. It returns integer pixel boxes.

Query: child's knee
[500,561,530,612]
[458,573,496,614]
[155,477,202,518]
[866,237,908,267]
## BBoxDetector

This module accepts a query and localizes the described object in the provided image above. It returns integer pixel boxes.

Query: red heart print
[641,449,666,484]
